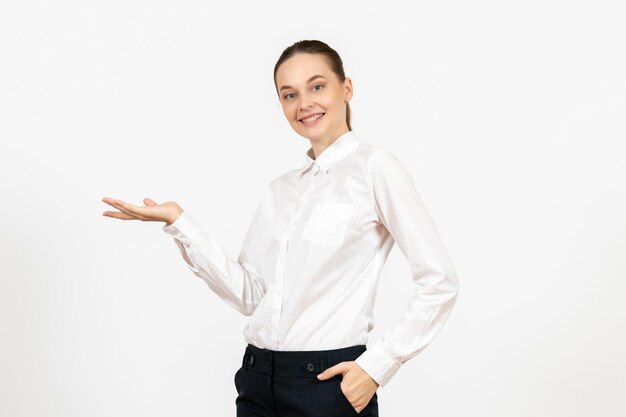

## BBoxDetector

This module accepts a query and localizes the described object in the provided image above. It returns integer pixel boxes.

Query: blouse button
[306,362,315,371]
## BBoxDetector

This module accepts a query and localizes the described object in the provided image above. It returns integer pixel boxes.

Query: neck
[309,127,350,159]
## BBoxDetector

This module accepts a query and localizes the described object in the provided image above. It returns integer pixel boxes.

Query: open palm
[101,197,182,226]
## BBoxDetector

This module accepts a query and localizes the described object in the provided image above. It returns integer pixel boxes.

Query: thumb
[144,198,158,207]
[317,363,344,380]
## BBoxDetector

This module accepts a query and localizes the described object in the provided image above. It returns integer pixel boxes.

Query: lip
[298,112,325,126]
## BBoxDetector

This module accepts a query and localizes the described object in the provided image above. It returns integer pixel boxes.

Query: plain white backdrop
[1,1,624,416]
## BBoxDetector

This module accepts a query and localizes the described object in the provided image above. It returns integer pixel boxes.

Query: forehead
[276,53,333,86]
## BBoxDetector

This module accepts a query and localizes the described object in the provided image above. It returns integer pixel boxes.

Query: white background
[1,1,624,416]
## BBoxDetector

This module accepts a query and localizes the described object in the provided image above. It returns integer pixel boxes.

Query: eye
[283,84,323,100]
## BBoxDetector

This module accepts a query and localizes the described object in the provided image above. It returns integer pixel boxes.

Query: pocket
[334,377,376,416]
[334,378,360,416]
[302,201,353,247]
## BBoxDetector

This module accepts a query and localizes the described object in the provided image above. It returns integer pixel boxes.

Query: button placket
[270,164,319,349]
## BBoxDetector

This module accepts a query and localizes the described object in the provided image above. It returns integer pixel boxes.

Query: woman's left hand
[317,360,379,414]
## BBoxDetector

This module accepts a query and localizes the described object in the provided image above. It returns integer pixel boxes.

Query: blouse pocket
[302,201,353,247]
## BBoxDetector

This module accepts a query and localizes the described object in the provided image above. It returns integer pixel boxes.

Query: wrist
[166,207,184,226]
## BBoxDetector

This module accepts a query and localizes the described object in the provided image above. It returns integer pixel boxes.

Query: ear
[343,77,354,103]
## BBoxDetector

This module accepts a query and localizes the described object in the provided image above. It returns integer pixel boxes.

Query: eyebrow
[279,75,326,92]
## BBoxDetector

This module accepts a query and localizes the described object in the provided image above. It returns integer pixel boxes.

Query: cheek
[280,103,295,118]
[323,102,340,118]
[321,95,340,111]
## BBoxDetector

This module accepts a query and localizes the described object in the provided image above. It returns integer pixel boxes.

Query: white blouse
[162,130,459,388]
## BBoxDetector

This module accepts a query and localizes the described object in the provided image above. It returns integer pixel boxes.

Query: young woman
[102,40,459,417]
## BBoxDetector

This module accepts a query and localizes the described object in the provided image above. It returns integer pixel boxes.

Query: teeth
[302,113,323,123]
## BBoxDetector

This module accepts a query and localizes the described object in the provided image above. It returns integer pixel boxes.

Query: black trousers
[234,343,379,417]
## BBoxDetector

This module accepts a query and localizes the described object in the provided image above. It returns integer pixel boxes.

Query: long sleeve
[162,191,269,316]
[354,149,460,387]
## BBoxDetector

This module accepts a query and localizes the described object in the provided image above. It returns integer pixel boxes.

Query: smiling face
[275,53,353,144]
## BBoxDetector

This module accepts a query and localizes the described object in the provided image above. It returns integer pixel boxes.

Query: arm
[354,149,460,388]
[162,189,269,316]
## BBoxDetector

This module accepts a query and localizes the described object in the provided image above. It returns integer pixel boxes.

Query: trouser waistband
[241,343,367,378]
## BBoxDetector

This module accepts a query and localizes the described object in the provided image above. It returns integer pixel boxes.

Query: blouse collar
[298,130,361,176]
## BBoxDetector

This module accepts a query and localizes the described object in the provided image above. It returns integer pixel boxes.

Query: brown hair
[273,40,352,131]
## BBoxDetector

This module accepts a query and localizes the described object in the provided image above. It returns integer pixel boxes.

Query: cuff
[354,341,401,388]
[161,210,205,246]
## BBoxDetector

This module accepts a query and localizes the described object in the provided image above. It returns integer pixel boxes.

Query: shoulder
[332,139,404,174]
[268,167,299,189]
[360,143,410,180]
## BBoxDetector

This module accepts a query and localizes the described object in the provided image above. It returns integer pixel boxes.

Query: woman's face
[275,53,353,143]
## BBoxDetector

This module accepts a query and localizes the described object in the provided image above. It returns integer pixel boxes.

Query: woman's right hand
[101,197,183,226]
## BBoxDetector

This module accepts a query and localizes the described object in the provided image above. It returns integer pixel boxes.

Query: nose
[299,95,315,112]
[299,103,314,113]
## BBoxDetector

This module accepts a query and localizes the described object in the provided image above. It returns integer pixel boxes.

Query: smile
[299,112,325,126]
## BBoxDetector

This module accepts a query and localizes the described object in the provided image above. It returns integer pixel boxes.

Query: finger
[102,198,128,213]
[102,197,132,212]
[113,199,154,219]
[102,197,156,222]
[113,199,142,214]
[105,209,151,221]
[318,363,344,379]
[143,197,157,207]
[102,211,137,220]
[103,198,147,220]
